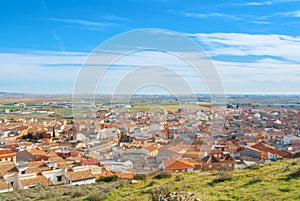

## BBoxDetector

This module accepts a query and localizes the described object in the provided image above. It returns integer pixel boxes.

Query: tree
[52,127,56,138]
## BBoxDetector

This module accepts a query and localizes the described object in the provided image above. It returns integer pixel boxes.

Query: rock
[130,179,138,184]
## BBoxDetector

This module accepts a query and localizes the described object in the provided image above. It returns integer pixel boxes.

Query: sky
[1,0,300,94]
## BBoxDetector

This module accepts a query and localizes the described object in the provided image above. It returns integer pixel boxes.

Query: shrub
[209,166,232,184]
[63,188,74,196]
[286,168,300,180]
[96,175,119,183]
[148,185,170,201]
[283,164,290,172]
[175,174,183,181]
[217,166,232,181]
[38,192,53,200]
[278,186,290,192]
[291,160,297,166]
[145,180,155,188]
[88,191,107,201]
[245,176,262,186]
[101,185,113,192]
[72,188,86,197]
[248,164,260,170]
[113,179,127,188]
[154,172,172,180]
[133,174,147,180]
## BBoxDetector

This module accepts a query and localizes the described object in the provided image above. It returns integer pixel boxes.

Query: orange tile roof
[19,142,33,146]
[164,159,194,170]
[28,148,46,156]
[124,123,137,128]
[45,151,59,157]
[209,149,224,155]
[20,175,51,187]
[144,144,162,152]
[0,149,16,159]
[0,162,18,176]
[184,151,202,156]
[0,179,10,190]
[116,172,134,179]
[0,149,15,155]
[268,149,292,158]
[48,156,70,169]
[66,170,95,181]
[168,145,189,153]
[23,161,51,174]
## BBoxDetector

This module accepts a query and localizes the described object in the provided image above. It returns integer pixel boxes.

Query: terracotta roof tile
[0,149,16,159]
[0,162,18,176]
[201,156,219,163]
[164,159,194,170]
[20,175,50,187]
[23,161,51,174]
[66,170,95,181]
[81,159,99,165]
[28,148,46,156]
[0,179,10,190]
[48,157,70,169]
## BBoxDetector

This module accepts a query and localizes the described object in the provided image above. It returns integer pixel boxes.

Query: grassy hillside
[1,157,300,201]
[107,158,300,201]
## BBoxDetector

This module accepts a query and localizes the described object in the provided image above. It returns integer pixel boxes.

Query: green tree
[52,127,56,138]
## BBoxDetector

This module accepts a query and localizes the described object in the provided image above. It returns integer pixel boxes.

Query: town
[0,95,299,193]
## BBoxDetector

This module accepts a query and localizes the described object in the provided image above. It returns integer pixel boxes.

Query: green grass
[0,106,19,110]
[159,102,180,106]
[128,107,162,111]
[1,157,299,201]
[106,158,300,201]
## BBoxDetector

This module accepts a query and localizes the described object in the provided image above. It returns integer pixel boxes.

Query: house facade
[160,159,195,173]
[200,149,235,171]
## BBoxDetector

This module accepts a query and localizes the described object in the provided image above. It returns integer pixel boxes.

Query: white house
[282,136,300,145]
[66,166,95,185]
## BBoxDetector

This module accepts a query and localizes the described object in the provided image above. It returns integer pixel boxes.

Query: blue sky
[1,0,300,94]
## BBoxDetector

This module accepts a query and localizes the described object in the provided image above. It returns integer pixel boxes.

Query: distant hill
[0,92,26,97]
[1,157,300,201]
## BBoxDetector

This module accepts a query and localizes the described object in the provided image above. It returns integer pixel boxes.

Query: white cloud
[189,33,300,62]
[3,31,300,94]
[282,10,300,17]
[214,58,300,94]
[234,0,300,6]
[98,14,129,22]
[182,12,240,21]
[250,20,271,24]
[247,1,272,6]
[0,51,88,93]
[185,32,300,93]
[180,12,272,25]
[48,18,117,30]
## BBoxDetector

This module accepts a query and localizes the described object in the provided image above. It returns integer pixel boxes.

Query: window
[57,175,63,182]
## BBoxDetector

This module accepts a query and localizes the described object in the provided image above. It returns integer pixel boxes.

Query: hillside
[1,157,300,201]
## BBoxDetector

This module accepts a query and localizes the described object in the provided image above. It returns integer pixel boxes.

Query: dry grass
[1,158,300,201]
